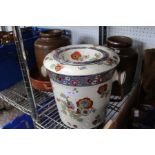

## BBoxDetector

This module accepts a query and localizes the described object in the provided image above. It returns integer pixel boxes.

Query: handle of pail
[112,70,126,85]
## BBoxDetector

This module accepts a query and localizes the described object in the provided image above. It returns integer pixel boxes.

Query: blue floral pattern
[49,70,114,87]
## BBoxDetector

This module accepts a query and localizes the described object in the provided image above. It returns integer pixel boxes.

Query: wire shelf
[0,81,137,129]
[0,81,53,115]
[0,26,143,129]
[36,94,130,129]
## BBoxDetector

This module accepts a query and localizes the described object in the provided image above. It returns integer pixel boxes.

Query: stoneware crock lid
[107,36,132,48]
[40,29,63,38]
[43,44,120,76]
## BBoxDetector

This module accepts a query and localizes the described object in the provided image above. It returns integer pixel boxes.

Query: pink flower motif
[75,62,80,64]
[97,77,103,83]
[87,78,92,84]
[71,80,79,86]
[56,76,62,81]
[68,105,75,110]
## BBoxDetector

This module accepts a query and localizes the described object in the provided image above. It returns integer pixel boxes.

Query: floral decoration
[68,88,79,95]
[55,64,64,72]
[53,46,110,65]
[57,93,83,122]
[62,80,68,85]
[76,98,95,116]
[86,78,93,84]
[106,58,114,65]
[94,74,104,83]
[94,53,102,58]
[72,88,79,93]
[97,84,110,98]
[56,75,62,81]
[51,70,113,87]
[76,98,93,109]
[103,57,118,66]
[57,93,96,122]
[66,122,78,128]
[71,51,82,60]
[71,80,79,86]
[97,84,108,94]
[92,115,101,125]
[65,77,71,81]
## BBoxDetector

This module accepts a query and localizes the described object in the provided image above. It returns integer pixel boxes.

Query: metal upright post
[1,26,8,31]
[99,26,107,45]
[12,26,38,122]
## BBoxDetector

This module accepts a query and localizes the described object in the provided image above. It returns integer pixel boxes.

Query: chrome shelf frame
[12,26,38,121]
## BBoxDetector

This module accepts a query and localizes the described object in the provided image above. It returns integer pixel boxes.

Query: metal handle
[112,70,126,85]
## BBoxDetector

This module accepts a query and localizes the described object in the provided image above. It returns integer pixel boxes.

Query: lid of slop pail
[43,44,120,76]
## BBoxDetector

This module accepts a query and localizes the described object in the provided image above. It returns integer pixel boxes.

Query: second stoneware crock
[107,36,138,97]
[44,44,119,128]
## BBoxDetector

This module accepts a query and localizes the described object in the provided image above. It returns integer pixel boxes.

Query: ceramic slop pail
[44,44,119,128]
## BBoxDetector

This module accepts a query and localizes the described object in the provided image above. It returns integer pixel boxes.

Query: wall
[108,26,155,49]
[2,26,155,49]
[39,26,99,44]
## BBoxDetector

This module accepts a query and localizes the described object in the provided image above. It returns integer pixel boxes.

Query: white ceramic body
[51,79,112,128]
[44,44,119,128]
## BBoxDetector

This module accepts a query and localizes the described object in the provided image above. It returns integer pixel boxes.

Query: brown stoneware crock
[107,36,138,97]
[34,29,71,81]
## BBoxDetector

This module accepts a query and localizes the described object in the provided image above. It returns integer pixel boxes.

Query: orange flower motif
[76,98,93,109]
[71,51,82,60]
[55,64,63,72]
[97,84,108,94]
[106,58,114,65]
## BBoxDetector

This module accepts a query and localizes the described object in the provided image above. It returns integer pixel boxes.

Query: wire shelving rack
[0,26,141,129]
